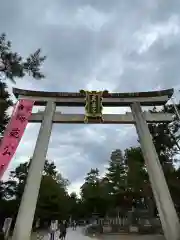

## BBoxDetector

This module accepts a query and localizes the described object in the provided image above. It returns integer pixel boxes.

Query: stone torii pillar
[12,101,56,240]
[131,102,180,240]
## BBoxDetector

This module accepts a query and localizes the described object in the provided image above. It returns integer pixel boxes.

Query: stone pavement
[32,227,98,239]
[97,234,165,240]
[32,227,165,240]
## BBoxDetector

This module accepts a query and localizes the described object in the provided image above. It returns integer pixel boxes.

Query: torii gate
[11,88,180,240]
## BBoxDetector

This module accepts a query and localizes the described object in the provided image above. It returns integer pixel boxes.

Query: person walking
[59,221,67,240]
[50,220,57,240]
[72,220,77,230]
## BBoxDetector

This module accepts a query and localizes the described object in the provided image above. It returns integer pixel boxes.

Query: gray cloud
[1,0,180,193]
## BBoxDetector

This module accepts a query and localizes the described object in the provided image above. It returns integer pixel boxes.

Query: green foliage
[1,159,69,223]
[36,174,68,221]
[106,149,127,195]
[124,147,148,192]
[149,104,180,166]
[0,82,13,136]
[81,168,109,217]
[0,33,46,137]
[81,168,100,199]
[0,33,46,83]
[68,192,80,220]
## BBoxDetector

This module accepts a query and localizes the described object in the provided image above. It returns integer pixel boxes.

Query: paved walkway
[97,234,165,240]
[34,227,98,239]
[33,228,165,240]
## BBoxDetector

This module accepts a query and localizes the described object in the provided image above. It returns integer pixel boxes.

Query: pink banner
[0,99,34,179]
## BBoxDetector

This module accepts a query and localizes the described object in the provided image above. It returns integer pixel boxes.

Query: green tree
[106,149,127,194]
[8,161,29,200]
[105,149,129,215]
[149,104,180,168]
[81,168,100,199]
[0,33,46,83]
[81,168,107,217]
[0,180,5,199]
[6,159,68,199]
[35,174,69,222]
[43,160,57,178]
[125,147,147,192]
[124,147,153,213]
[56,173,70,189]
[68,192,79,220]
[0,82,13,137]
[2,159,70,222]
[0,33,46,137]
[163,166,180,213]
[147,104,180,214]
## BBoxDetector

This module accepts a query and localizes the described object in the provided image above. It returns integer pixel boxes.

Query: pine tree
[106,149,127,195]
[0,33,46,83]
[0,82,13,138]
[0,33,46,138]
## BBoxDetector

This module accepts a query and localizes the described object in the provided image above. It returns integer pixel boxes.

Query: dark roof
[13,88,174,99]
[12,88,174,106]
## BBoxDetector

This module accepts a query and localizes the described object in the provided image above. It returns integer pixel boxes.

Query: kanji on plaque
[0,99,34,179]
[80,90,104,123]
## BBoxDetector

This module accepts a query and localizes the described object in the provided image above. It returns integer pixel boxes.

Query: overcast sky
[1,0,180,194]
